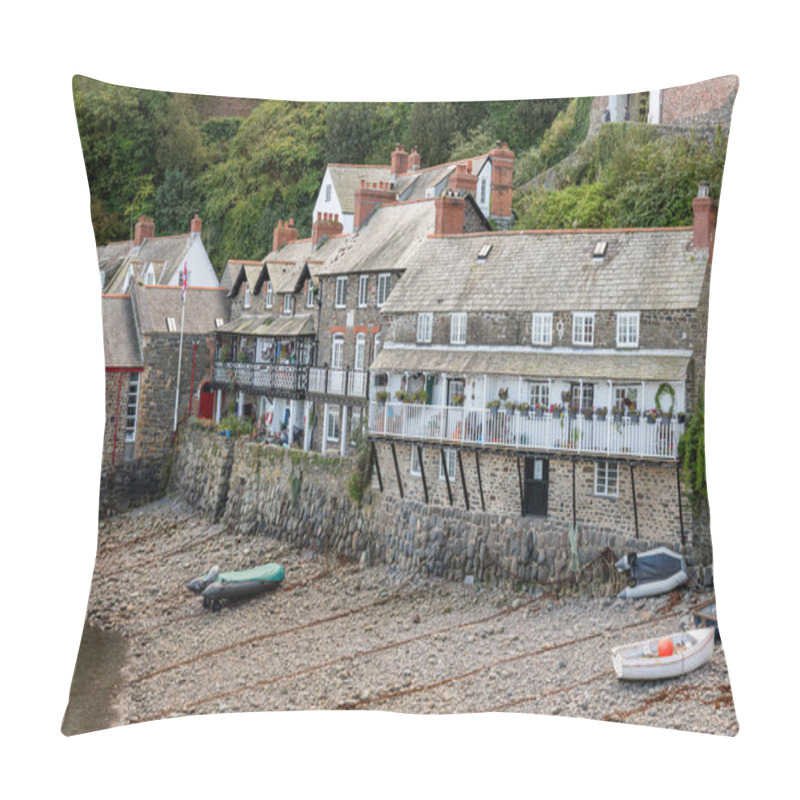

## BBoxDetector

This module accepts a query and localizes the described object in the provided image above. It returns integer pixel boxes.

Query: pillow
[64,75,738,742]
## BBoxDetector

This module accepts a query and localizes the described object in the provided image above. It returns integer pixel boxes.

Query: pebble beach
[68,497,738,736]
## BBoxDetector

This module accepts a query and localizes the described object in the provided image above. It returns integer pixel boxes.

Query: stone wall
[170,425,712,592]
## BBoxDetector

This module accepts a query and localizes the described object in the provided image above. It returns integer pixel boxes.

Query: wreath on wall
[655,382,675,414]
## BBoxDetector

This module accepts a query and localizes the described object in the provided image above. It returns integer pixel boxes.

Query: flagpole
[173,263,188,431]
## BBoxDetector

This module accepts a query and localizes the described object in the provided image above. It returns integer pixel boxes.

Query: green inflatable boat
[199,563,285,611]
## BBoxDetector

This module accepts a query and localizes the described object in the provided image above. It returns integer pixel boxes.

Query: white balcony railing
[307,367,369,399]
[368,403,684,460]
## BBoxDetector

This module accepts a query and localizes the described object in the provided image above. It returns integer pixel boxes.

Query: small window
[570,383,594,409]
[124,373,141,444]
[325,183,332,203]
[335,276,347,308]
[614,386,639,410]
[265,281,273,308]
[354,333,366,370]
[450,313,467,345]
[358,274,369,307]
[595,461,619,497]
[326,405,340,442]
[283,294,293,315]
[410,446,422,477]
[572,312,594,346]
[480,178,487,205]
[166,317,177,332]
[145,264,155,285]
[215,318,224,328]
[306,281,315,308]
[529,382,550,409]
[532,313,553,345]
[373,332,381,361]
[243,284,251,309]
[616,312,640,348]
[477,243,492,261]
[331,334,344,369]
[417,313,433,343]
[593,241,608,261]
[377,273,391,307]
[439,448,456,481]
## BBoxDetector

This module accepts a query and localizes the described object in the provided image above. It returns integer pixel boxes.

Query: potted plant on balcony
[395,390,408,403]
[375,390,389,404]
[498,387,509,402]
[504,401,517,413]
[550,403,564,418]
[518,402,531,417]
[219,344,231,362]
[236,349,249,363]
[568,403,580,419]
[660,409,674,423]
[646,408,658,424]
[628,409,641,424]
[487,399,501,413]
[452,392,465,406]
[412,389,428,404]
[595,406,608,421]
[535,402,547,418]
[612,405,623,423]
[582,406,594,420]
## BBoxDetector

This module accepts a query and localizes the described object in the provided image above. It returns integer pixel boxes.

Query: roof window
[477,244,493,262]
[592,241,608,263]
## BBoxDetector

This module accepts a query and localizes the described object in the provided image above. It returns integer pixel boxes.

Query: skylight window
[477,244,493,261]
[593,241,608,263]
[166,317,177,332]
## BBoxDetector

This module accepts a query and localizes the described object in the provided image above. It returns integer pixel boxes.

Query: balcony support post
[516,453,525,516]
[439,446,453,506]
[572,458,577,529]
[676,462,685,548]
[417,444,428,504]
[475,451,486,511]
[457,449,469,510]
[371,441,383,492]
[390,442,403,499]
[303,401,312,451]
[340,404,348,457]
[322,403,329,455]
[630,463,639,539]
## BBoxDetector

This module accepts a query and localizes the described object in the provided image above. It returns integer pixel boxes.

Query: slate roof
[395,164,456,202]
[102,233,195,294]
[101,295,142,369]
[215,313,315,338]
[382,228,707,313]
[225,260,263,293]
[264,239,315,294]
[372,347,691,382]
[315,200,437,277]
[132,284,231,334]
[328,165,392,214]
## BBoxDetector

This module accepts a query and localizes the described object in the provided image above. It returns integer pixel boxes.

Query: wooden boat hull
[612,628,715,680]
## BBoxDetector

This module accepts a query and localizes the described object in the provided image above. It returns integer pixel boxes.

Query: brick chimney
[391,144,409,176]
[488,141,515,220]
[449,161,478,195]
[190,213,202,237]
[134,216,155,247]
[408,147,421,171]
[312,212,344,249]
[353,180,397,229]
[434,191,466,236]
[692,181,717,254]
[272,218,299,252]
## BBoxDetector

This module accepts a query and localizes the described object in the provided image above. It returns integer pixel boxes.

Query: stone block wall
[170,426,709,592]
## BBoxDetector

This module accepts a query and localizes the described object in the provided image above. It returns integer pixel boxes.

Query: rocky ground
[81,497,737,735]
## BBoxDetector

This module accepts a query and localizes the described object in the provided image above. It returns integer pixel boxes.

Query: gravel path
[82,497,737,735]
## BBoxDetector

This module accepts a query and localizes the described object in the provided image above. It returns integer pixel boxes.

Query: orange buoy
[658,637,674,657]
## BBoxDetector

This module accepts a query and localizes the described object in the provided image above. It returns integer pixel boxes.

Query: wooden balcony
[211,361,309,398]
[307,367,369,401]
[368,402,684,460]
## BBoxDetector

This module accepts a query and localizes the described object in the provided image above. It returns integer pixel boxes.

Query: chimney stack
[353,180,397,229]
[434,191,466,236]
[272,218,299,253]
[312,212,343,249]
[692,182,717,254]
[134,216,155,247]
[408,147,421,171]
[190,213,202,236]
[488,141,515,221]
[391,144,409,176]
[448,161,478,195]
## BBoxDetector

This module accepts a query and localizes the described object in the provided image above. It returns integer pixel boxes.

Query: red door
[198,383,214,419]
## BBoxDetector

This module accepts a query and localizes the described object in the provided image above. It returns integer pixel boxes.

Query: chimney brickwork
[354,180,397,228]
[273,218,299,252]
[434,192,466,236]
[391,145,409,176]
[488,142,515,220]
[312,212,343,248]
[449,162,478,195]
[134,216,155,246]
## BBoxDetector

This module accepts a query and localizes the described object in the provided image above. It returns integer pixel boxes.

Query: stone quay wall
[170,424,714,592]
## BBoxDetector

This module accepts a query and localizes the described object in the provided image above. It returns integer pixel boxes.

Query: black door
[524,457,549,516]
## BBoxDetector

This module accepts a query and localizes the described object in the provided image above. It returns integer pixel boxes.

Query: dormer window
[265,281,273,308]
[325,183,332,202]
[616,311,640,347]
[572,312,595,346]
[306,281,315,308]
[450,313,467,345]
[335,276,347,308]
[532,313,553,345]
[144,263,155,285]
[377,273,391,307]
[283,294,293,316]
[243,284,251,309]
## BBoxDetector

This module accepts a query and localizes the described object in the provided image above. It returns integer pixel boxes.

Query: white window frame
[595,461,619,497]
[373,332,381,361]
[614,386,639,410]
[358,274,369,308]
[335,276,347,308]
[354,333,366,371]
[325,183,332,202]
[124,373,141,443]
[377,273,391,307]
[331,334,344,369]
[326,405,341,442]
[439,448,456,481]
[283,294,292,315]
[306,281,315,308]
[166,317,177,332]
[531,313,553,346]
[265,281,273,308]
[144,263,155,285]
[243,283,251,309]
[616,311,640,348]
[529,382,550,409]
[450,313,467,345]
[572,312,595,346]
[417,313,433,343]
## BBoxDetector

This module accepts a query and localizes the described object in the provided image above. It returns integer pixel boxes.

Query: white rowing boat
[611,628,715,680]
